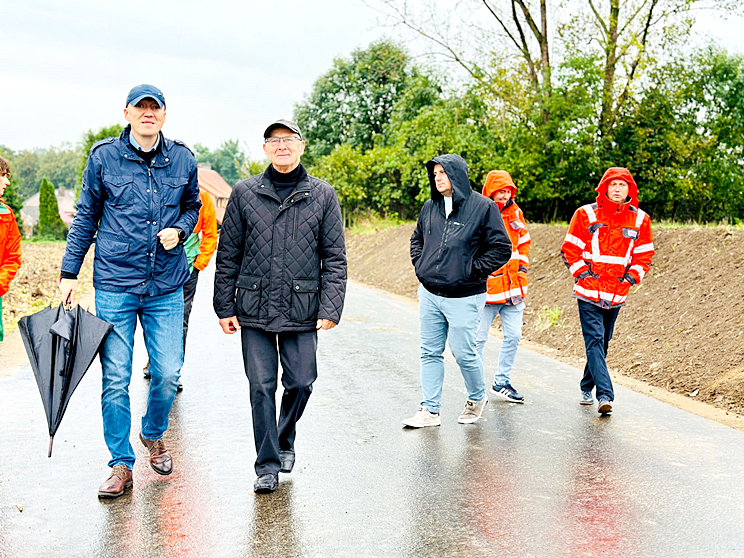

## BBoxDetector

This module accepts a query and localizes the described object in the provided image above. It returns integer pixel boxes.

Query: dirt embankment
[346,224,744,418]
[1,244,94,373]
[2,243,94,329]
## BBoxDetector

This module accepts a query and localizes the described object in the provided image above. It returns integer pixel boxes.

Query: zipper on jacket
[293,206,297,240]
[147,163,154,288]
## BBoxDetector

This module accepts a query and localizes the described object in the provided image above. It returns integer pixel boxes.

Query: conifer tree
[37,177,67,240]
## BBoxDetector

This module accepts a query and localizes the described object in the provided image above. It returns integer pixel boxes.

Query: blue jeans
[475,302,524,386]
[95,289,184,469]
[577,300,620,401]
[418,285,486,414]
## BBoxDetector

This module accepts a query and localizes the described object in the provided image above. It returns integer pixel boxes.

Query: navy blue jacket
[61,126,201,295]
[410,154,512,298]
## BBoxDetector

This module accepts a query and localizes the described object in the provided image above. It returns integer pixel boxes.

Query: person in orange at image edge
[0,156,22,343]
[475,170,530,404]
[561,167,654,415]
[143,189,218,391]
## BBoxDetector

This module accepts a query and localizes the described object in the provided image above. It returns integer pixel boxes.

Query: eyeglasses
[265,136,301,146]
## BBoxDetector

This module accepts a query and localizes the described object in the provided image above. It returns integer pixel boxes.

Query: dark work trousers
[578,300,621,401]
[240,327,318,476]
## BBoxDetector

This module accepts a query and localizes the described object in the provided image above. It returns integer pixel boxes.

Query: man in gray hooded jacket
[403,154,511,428]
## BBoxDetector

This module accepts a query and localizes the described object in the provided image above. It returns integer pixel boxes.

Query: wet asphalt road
[2,266,744,558]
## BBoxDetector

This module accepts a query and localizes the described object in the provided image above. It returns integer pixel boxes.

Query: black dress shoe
[254,473,278,494]
[279,450,295,473]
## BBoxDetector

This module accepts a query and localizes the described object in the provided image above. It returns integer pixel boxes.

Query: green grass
[21,238,67,244]
[654,219,744,230]
[537,305,567,331]
[347,213,415,235]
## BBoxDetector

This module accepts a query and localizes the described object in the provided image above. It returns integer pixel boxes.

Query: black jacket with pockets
[213,166,347,331]
[410,154,512,298]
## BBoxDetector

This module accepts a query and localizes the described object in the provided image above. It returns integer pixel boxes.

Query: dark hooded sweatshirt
[410,154,512,298]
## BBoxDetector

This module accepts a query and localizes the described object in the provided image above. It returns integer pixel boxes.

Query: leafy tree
[0,144,80,203]
[7,149,41,201]
[38,145,80,193]
[612,46,744,222]
[294,40,429,165]
[193,139,251,186]
[374,0,738,141]
[37,177,67,240]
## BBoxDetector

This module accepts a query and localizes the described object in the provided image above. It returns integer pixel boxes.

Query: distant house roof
[197,166,233,224]
[21,187,76,227]
[198,167,233,199]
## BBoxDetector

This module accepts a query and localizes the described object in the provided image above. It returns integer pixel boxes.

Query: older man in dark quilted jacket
[214,119,347,494]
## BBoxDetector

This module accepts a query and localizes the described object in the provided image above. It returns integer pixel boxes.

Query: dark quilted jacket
[213,166,347,332]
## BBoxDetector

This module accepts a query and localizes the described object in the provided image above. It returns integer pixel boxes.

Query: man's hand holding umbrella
[59,278,77,308]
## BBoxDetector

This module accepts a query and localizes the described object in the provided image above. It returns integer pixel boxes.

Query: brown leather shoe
[139,433,173,475]
[98,465,133,499]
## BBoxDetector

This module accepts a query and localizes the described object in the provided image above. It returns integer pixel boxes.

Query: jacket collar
[118,125,171,167]
[258,167,312,204]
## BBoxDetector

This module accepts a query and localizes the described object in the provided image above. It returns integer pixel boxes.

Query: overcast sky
[2,0,742,160]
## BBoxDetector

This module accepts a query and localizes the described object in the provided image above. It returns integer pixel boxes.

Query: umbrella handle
[48,436,54,458]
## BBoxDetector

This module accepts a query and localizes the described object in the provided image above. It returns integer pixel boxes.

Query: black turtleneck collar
[268,164,305,184]
[268,164,307,202]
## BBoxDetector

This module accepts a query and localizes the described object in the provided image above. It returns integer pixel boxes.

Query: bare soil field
[346,223,744,418]
[2,243,94,331]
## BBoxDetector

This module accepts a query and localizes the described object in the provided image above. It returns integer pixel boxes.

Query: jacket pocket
[236,275,262,318]
[622,227,639,240]
[103,175,134,207]
[97,237,130,256]
[291,278,320,322]
[161,177,189,207]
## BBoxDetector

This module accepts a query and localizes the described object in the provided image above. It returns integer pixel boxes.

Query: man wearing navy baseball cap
[60,84,201,498]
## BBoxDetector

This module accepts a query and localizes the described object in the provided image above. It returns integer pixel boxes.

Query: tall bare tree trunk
[600,0,620,139]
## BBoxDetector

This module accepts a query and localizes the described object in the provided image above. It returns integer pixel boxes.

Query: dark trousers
[578,300,620,401]
[182,268,200,351]
[241,327,318,476]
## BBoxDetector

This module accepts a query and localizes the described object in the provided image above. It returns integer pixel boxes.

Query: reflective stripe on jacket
[561,167,654,309]
[486,200,530,305]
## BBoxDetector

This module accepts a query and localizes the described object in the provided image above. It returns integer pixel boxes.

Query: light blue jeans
[475,302,524,387]
[95,289,184,469]
[418,285,487,414]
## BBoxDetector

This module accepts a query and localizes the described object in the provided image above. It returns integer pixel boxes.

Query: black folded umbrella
[19,304,113,457]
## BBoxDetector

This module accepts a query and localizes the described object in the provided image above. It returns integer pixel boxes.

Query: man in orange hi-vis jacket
[561,167,654,415]
[475,170,530,403]
[143,189,218,390]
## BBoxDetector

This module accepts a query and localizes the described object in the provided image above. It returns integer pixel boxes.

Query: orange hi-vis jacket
[482,171,530,305]
[561,167,654,309]
[0,202,22,297]
[192,190,218,271]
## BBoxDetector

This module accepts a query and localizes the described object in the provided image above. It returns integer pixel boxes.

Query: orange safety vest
[482,171,530,305]
[561,167,654,308]
[0,203,22,297]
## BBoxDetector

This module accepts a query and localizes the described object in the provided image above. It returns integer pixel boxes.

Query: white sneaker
[457,398,487,424]
[402,407,441,428]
